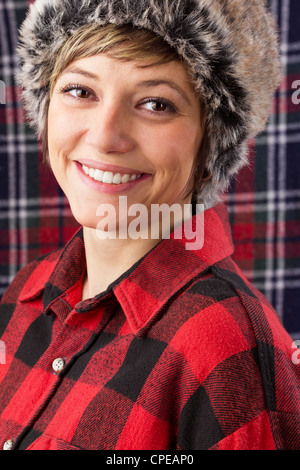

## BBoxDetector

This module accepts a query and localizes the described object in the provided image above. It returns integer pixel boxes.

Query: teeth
[113,173,121,184]
[94,169,104,181]
[121,174,130,184]
[103,171,114,184]
[82,164,142,184]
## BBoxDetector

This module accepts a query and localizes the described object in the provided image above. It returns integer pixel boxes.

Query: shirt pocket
[26,434,81,450]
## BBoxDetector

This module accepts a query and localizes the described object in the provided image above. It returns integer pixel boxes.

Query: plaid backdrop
[0,0,299,338]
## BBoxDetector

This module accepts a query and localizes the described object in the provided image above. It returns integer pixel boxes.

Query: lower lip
[75,161,151,194]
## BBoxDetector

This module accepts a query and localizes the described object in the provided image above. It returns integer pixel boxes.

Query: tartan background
[0,0,299,338]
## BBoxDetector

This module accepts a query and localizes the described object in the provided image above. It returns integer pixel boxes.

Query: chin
[68,204,98,230]
[73,216,97,230]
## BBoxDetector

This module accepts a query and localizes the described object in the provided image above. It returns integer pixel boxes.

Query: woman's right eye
[58,84,94,100]
[69,88,91,99]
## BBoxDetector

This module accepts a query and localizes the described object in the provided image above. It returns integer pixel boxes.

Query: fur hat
[16,0,282,207]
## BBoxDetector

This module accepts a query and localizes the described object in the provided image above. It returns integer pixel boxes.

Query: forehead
[58,54,197,96]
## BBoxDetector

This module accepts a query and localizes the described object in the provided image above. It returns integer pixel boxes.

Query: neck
[81,197,193,300]
[81,226,161,300]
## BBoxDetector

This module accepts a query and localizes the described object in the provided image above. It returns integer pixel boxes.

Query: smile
[81,164,144,185]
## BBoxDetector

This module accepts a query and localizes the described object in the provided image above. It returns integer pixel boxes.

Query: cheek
[48,102,64,156]
[146,122,200,174]
[47,99,83,157]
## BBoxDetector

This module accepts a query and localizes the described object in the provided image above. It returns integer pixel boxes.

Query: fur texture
[16,0,282,207]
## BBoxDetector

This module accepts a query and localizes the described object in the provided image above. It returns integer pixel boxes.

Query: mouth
[75,160,151,193]
[81,163,144,185]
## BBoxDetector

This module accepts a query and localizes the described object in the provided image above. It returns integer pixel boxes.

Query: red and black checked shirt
[0,203,299,450]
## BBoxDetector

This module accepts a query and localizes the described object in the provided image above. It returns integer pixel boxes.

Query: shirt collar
[19,203,233,334]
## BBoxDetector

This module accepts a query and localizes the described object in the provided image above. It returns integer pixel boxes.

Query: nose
[85,103,135,155]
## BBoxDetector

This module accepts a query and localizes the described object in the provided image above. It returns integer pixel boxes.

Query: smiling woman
[0,0,299,452]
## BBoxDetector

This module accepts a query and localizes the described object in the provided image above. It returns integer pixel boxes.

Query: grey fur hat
[16,0,282,207]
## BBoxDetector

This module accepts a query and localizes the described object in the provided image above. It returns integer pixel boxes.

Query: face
[47,54,203,234]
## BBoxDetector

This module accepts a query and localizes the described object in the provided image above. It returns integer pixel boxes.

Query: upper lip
[76,158,147,175]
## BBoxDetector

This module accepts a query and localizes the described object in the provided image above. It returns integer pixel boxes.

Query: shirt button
[52,357,66,372]
[3,439,14,450]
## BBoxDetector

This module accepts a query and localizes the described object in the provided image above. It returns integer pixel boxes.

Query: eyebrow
[60,66,100,80]
[60,68,192,106]
[137,80,192,106]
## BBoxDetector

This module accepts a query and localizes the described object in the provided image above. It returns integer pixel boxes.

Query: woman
[0,0,299,451]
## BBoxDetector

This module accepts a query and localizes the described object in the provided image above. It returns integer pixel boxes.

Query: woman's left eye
[138,98,177,114]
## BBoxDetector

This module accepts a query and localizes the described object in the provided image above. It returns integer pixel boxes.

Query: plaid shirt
[0,203,299,451]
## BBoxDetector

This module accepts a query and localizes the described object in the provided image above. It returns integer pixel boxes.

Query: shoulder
[159,269,257,382]
[161,265,257,353]
[165,259,300,449]
[165,255,294,374]
[156,253,300,404]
